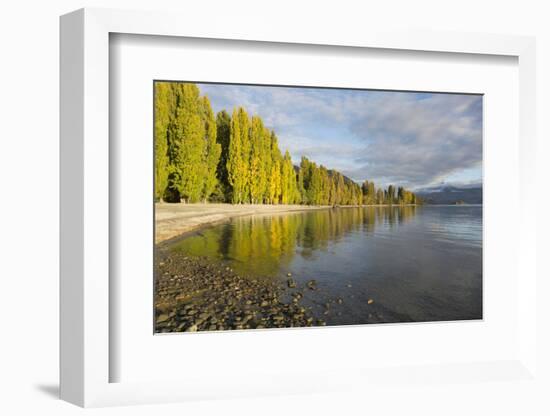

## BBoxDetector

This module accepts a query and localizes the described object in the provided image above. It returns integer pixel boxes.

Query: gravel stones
[154,251,318,333]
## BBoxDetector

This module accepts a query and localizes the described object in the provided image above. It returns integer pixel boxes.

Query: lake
[167,205,482,325]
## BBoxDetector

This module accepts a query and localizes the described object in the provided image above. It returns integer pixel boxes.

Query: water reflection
[168,205,482,323]
[170,206,418,278]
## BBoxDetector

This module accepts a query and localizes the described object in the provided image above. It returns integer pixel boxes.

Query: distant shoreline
[154,202,429,244]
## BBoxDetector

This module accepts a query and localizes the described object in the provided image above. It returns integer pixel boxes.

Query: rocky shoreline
[155,249,331,333]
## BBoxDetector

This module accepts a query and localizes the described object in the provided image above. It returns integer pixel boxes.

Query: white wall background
[0,1,548,415]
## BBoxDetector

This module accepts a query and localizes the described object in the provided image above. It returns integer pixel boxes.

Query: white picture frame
[60,7,538,408]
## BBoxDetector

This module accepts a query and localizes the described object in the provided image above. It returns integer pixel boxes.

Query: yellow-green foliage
[154,82,176,201]
[154,82,222,203]
[268,133,282,204]
[154,82,420,206]
[281,151,298,204]
[227,108,246,203]
[201,97,221,201]
[249,116,267,204]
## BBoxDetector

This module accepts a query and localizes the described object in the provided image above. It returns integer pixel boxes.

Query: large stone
[156,314,169,323]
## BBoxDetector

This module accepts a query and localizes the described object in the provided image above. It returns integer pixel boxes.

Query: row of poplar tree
[154,82,419,206]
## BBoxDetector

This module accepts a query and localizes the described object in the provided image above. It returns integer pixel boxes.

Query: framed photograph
[152,81,483,334]
[60,8,539,408]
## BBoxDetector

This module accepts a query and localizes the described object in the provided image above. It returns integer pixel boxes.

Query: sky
[197,82,483,191]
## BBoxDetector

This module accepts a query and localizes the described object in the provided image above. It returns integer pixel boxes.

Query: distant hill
[416,185,482,205]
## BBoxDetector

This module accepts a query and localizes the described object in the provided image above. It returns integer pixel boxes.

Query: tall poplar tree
[269,160,281,204]
[154,82,174,201]
[309,163,323,205]
[201,96,221,201]
[281,151,297,204]
[173,113,204,202]
[387,185,396,204]
[268,132,283,204]
[299,157,311,205]
[249,116,267,204]
[319,166,330,205]
[238,108,251,203]
[297,165,305,204]
[215,110,231,201]
[227,108,244,203]
[262,127,273,203]
[171,84,206,202]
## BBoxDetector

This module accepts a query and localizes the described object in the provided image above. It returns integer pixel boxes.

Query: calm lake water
[169,205,482,325]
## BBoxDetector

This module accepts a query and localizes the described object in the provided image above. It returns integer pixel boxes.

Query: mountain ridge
[416,184,482,205]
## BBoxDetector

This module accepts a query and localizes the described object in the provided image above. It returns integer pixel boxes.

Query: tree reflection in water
[169,206,418,279]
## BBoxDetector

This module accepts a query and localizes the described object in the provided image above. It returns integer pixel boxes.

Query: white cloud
[197,83,482,189]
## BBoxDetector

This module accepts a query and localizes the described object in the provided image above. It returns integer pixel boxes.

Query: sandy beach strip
[155,203,332,244]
